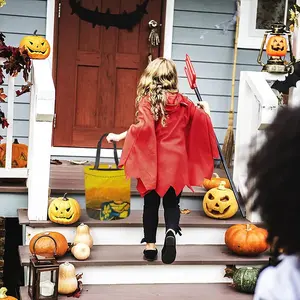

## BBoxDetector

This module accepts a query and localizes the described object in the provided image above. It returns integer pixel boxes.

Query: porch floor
[0,161,231,196]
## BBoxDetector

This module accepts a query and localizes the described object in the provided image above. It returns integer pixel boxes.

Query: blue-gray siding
[0,0,47,144]
[172,0,261,145]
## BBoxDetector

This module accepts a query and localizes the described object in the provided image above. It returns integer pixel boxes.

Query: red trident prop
[184,54,246,218]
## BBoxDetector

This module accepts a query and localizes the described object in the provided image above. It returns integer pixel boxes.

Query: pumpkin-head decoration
[19,30,50,59]
[225,224,269,256]
[0,287,17,300]
[203,173,230,190]
[203,181,238,219]
[0,139,28,168]
[29,231,69,258]
[266,34,288,57]
[48,193,81,225]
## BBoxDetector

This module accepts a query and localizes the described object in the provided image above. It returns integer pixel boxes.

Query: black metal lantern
[257,22,295,73]
[28,235,59,300]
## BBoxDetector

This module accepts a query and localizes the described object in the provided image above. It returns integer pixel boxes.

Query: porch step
[19,209,256,245]
[19,283,253,300]
[19,244,268,284]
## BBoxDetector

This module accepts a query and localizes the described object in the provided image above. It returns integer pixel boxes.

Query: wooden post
[27,60,55,221]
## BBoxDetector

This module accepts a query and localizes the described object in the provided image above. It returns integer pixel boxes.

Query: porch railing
[0,59,55,221]
[233,71,284,222]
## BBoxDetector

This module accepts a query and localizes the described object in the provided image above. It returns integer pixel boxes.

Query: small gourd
[73,223,93,248]
[0,287,17,300]
[225,265,260,294]
[58,262,78,295]
[71,242,90,260]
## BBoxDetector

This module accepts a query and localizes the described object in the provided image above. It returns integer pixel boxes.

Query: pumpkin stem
[224,265,238,279]
[63,193,68,200]
[33,29,38,35]
[246,224,252,231]
[217,181,226,190]
[13,139,19,144]
[0,287,8,299]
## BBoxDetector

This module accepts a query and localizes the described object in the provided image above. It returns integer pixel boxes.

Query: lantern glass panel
[38,268,58,298]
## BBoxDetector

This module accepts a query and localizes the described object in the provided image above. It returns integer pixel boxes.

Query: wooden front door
[54,0,164,147]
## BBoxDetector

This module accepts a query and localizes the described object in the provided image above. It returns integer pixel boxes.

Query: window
[238,0,296,49]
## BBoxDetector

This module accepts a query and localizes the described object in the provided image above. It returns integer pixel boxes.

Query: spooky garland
[69,0,149,30]
[0,33,32,140]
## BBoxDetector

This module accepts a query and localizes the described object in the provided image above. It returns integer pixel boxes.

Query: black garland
[69,0,149,30]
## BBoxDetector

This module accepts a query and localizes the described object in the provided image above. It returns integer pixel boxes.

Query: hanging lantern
[257,22,295,73]
[28,235,59,300]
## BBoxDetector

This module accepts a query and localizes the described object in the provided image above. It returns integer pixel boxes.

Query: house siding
[172,0,261,145]
[0,0,47,145]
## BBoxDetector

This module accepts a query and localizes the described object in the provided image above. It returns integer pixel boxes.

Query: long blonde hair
[136,57,178,126]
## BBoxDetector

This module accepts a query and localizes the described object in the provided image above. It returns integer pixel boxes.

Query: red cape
[119,93,219,197]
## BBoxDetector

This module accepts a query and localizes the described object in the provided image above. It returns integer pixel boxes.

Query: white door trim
[47,0,175,158]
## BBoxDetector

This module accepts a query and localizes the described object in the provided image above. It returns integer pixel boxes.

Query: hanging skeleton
[148,20,160,63]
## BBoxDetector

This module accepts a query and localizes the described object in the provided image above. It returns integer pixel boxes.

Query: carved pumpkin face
[0,139,28,168]
[48,194,81,225]
[19,31,50,59]
[266,35,287,57]
[203,181,238,219]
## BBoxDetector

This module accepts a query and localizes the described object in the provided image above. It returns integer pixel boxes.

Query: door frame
[46,0,175,158]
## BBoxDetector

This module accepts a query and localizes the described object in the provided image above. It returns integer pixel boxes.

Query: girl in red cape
[107,58,219,264]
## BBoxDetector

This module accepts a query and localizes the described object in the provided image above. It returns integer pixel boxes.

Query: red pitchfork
[184,54,246,218]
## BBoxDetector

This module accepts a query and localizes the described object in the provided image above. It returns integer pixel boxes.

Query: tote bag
[84,134,131,221]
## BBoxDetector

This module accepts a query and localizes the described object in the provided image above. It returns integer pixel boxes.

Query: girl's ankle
[145,243,156,250]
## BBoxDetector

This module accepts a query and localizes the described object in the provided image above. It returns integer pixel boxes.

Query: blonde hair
[136,57,178,126]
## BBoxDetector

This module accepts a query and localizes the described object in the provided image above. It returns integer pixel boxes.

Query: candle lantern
[28,236,59,300]
[257,22,295,73]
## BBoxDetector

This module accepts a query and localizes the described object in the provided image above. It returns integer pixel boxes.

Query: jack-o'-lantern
[203,181,238,219]
[48,193,81,225]
[266,35,287,57]
[0,139,28,168]
[19,30,50,59]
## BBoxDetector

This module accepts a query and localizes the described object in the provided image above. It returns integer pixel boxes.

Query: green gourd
[224,265,261,294]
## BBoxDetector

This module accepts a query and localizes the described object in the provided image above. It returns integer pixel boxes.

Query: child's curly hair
[247,106,300,255]
[136,57,178,126]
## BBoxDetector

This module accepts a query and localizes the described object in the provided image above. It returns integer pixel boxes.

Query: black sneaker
[162,229,176,264]
[143,248,158,261]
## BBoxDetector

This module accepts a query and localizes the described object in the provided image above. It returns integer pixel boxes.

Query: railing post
[27,60,55,221]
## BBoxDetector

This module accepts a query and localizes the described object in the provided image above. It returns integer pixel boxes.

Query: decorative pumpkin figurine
[225,265,260,294]
[203,173,230,190]
[0,139,28,168]
[0,287,17,300]
[48,193,81,225]
[73,223,93,248]
[29,231,69,258]
[266,35,288,57]
[225,224,269,256]
[19,30,50,59]
[203,181,238,219]
[58,262,78,295]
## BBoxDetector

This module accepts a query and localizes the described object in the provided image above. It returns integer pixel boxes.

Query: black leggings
[141,187,182,244]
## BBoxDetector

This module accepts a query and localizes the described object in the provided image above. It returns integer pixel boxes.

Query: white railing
[0,59,55,221]
[233,71,285,222]
[0,60,29,178]
[27,59,55,221]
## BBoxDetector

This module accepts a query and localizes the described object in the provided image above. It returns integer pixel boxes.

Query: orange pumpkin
[29,231,69,258]
[203,173,230,190]
[19,30,50,59]
[225,224,269,256]
[0,139,28,168]
[0,287,17,300]
[266,35,287,57]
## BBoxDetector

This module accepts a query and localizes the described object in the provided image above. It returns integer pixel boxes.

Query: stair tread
[19,244,268,266]
[20,283,253,299]
[18,209,258,228]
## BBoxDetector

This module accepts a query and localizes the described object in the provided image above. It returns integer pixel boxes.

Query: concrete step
[19,209,257,245]
[20,283,253,300]
[19,244,268,285]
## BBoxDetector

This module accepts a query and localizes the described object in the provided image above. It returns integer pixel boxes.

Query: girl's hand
[106,133,120,143]
[197,101,211,116]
